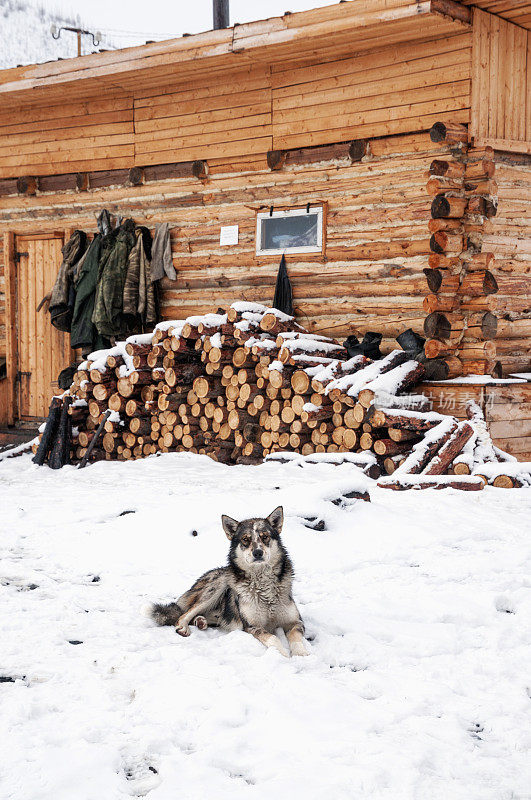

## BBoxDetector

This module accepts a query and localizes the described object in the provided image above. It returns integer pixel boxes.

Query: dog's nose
[253,548,263,560]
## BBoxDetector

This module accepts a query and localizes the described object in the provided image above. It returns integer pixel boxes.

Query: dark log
[128,167,144,186]
[192,160,209,180]
[32,397,62,466]
[143,161,195,182]
[378,477,483,491]
[38,173,79,192]
[88,169,130,189]
[267,150,286,170]
[424,312,452,340]
[48,396,73,469]
[76,173,89,191]
[0,177,19,196]
[431,194,468,219]
[429,121,468,145]
[429,159,465,178]
[349,139,368,161]
[17,176,37,195]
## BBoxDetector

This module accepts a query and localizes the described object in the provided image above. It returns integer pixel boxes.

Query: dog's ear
[267,506,284,535]
[221,514,239,540]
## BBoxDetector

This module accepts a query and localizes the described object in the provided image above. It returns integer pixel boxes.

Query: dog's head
[222,507,284,571]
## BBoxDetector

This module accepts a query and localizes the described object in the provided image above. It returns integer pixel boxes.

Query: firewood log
[378,477,484,491]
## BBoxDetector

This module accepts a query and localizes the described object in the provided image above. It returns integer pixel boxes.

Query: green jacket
[71,234,104,351]
[92,220,136,339]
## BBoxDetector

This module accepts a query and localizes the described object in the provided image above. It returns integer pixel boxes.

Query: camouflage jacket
[92,219,136,339]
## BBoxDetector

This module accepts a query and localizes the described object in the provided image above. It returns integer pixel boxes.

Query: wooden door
[15,234,71,419]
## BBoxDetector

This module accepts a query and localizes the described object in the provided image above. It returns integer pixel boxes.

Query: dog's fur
[150,506,308,657]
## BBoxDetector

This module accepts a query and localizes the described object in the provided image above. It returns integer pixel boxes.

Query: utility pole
[213,0,230,30]
[50,25,102,57]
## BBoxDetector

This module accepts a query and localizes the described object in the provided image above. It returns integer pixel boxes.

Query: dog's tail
[148,602,183,627]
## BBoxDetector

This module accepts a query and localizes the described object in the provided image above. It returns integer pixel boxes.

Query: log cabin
[0,0,530,457]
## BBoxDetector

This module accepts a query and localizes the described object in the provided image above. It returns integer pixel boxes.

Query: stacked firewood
[424,122,500,378]
[33,300,528,489]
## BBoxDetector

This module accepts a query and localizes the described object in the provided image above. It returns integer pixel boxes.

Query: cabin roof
[0,0,473,108]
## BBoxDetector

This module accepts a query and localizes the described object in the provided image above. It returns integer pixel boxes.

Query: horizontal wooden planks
[133,68,273,167]
[272,32,472,149]
[0,96,135,179]
[0,29,475,178]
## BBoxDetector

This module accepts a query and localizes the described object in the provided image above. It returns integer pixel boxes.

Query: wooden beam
[3,231,17,425]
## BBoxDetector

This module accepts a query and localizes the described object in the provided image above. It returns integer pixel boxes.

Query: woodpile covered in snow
[33,302,530,490]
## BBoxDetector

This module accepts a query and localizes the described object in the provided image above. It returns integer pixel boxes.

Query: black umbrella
[272,254,293,316]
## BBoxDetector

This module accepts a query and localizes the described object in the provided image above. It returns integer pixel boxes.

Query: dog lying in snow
[150,506,308,658]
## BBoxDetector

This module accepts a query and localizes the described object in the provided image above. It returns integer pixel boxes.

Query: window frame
[255,204,325,257]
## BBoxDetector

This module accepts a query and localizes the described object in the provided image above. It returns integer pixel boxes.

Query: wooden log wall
[0,131,459,354]
[470,9,531,155]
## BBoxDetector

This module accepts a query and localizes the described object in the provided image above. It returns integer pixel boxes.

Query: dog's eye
[240,537,250,547]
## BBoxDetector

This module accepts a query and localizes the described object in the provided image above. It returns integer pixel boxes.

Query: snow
[266,451,378,469]
[0,0,116,69]
[126,333,154,346]
[268,360,283,372]
[362,360,419,396]
[0,438,36,462]
[508,373,531,381]
[326,351,405,398]
[230,301,271,314]
[281,339,343,354]
[209,333,222,349]
[1,453,531,799]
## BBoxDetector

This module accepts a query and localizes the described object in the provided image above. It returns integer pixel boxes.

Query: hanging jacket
[71,234,107,351]
[123,227,157,332]
[92,219,136,339]
[150,222,176,282]
[49,230,88,332]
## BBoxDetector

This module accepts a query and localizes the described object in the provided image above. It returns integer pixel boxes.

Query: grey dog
[150,506,308,657]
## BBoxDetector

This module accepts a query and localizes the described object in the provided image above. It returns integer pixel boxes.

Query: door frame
[3,229,71,424]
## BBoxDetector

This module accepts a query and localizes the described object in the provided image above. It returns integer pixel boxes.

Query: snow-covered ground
[1,453,530,800]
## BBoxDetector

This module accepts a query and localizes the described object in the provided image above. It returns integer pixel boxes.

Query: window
[256,206,324,256]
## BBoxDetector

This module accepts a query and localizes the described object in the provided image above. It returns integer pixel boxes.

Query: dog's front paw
[290,641,309,657]
[194,615,208,631]
[268,640,289,658]
[175,624,191,637]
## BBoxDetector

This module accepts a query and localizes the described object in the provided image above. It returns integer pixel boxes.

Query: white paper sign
[220,225,239,246]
